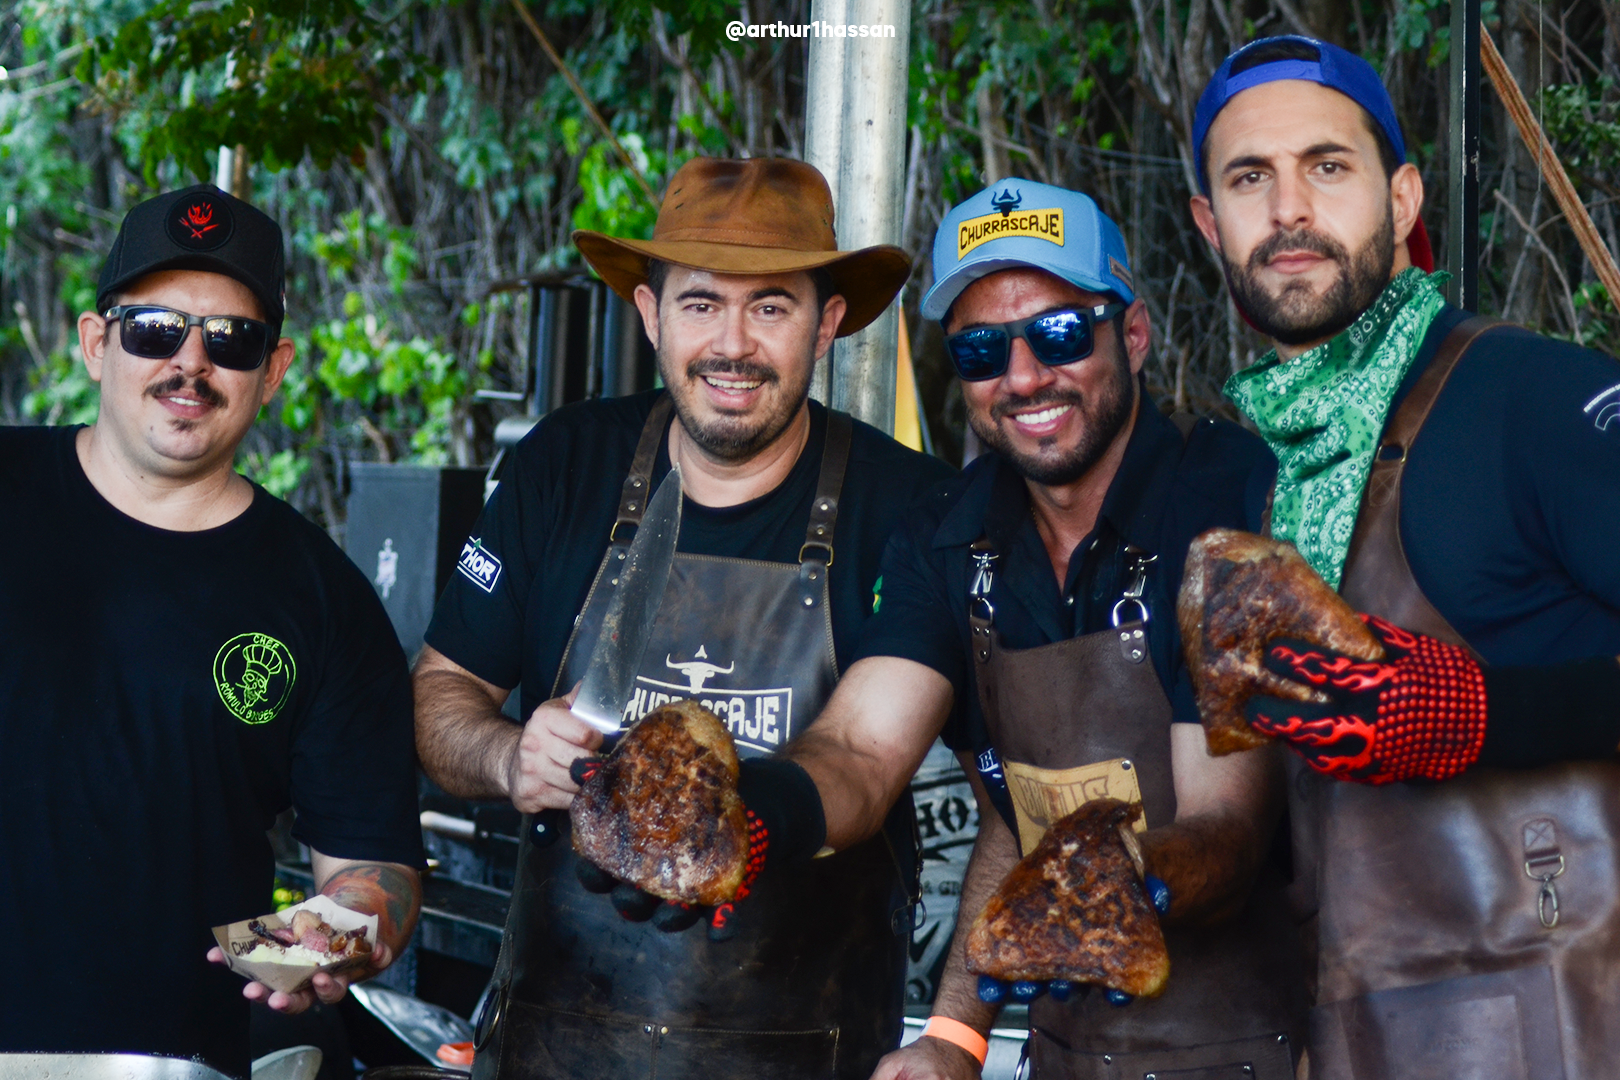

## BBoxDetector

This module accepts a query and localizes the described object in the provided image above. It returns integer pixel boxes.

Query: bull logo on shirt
[214,632,298,725]
[665,644,735,692]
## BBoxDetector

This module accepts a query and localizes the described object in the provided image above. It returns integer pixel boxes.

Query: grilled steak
[571,698,748,906]
[965,799,1169,997]
[1178,528,1384,754]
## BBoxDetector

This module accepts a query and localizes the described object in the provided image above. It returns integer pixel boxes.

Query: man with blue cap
[784,179,1304,1078]
[1190,35,1620,1079]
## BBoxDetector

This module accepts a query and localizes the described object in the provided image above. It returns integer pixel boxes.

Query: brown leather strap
[613,394,675,538]
[1339,315,1507,659]
[800,410,852,564]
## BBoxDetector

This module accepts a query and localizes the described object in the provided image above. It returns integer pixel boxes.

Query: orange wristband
[921,1015,989,1066]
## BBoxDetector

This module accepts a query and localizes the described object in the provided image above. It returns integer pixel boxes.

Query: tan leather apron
[1290,317,1620,1080]
[472,397,914,1080]
[969,540,1304,1080]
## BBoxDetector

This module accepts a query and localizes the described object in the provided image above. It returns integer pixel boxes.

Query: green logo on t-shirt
[214,633,298,724]
[872,575,883,614]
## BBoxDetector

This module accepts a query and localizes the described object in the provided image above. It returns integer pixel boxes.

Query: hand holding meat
[570,699,753,937]
[965,799,1170,1002]
[1178,528,1385,755]
[1179,528,1488,783]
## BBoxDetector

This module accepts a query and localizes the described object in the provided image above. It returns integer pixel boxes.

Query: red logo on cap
[179,203,219,241]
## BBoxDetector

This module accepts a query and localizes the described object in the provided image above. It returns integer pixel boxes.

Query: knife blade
[572,462,683,734]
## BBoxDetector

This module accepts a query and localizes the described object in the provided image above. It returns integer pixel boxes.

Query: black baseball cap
[96,183,286,331]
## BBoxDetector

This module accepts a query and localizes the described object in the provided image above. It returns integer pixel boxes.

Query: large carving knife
[572,462,683,735]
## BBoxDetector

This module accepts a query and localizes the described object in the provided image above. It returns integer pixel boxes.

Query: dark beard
[1224,203,1395,346]
[660,354,812,462]
[967,342,1136,486]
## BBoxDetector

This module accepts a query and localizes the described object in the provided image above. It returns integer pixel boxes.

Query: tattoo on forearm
[322,862,421,947]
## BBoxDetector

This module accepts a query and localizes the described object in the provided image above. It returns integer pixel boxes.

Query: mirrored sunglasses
[945,303,1126,382]
[104,304,273,371]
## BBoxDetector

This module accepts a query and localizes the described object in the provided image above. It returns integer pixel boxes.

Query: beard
[1223,202,1396,346]
[659,352,814,462]
[967,340,1137,487]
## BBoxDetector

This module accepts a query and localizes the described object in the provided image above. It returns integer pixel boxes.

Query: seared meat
[1178,528,1384,754]
[571,698,749,906]
[966,799,1169,997]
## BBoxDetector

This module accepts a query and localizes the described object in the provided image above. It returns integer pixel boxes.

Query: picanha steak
[571,698,748,906]
[965,799,1170,997]
[1178,528,1384,754]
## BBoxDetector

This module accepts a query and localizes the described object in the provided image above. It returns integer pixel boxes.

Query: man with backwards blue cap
[1189,36,1620,1079]
[783,180,1304,1078]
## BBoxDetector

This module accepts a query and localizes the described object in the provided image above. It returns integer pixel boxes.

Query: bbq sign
[622,645,793,755]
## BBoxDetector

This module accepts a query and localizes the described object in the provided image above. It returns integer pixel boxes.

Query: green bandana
[1224,267,1449,589]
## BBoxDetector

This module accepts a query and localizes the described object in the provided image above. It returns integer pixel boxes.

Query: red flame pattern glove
[1243,614,1487,784]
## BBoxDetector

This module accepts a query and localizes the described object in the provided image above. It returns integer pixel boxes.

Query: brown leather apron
[472,397,913,1080]
[969,541,1304,1080]
[1290,317,1620,1080]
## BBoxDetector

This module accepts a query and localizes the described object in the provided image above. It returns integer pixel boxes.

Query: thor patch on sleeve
[456,537,503,593]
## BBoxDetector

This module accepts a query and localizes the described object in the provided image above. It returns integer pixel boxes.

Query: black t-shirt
[425,390,955,718]
[1398,307,1620,663]
[853,398,1277,829]
[0,425,424,1077]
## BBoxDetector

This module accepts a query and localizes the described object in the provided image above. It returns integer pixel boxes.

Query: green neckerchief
[1224,267,1450,589]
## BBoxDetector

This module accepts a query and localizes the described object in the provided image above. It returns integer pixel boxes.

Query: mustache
[1248,227,1349,271]
[144,373,228,408]
[686,358,779,385]
[990,388,1084,422]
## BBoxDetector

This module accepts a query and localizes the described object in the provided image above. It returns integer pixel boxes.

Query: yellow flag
[894,303,923,452]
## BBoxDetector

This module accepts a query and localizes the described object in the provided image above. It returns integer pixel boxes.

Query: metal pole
[808,0,910,434]
[1448,0,1481,310]
[804,0,850,407]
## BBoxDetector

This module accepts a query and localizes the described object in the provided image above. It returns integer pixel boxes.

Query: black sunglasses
[104,305,273,371]
[945,303,1126,382]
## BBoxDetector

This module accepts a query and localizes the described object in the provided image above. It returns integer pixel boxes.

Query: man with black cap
[1190,35,1620,1079]
[412,157,951,1080]
[0,184,424,1075]
[786,178,1304,1080]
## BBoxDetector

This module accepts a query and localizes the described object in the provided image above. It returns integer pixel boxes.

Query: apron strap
[613,394,676,541]
[800,409,853,565]
[1339,315,1505,661]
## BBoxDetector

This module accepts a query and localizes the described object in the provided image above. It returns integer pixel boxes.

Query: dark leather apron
[969,541,1303,1080]
[1290,317,1620,1080]
[472,397,913,1080]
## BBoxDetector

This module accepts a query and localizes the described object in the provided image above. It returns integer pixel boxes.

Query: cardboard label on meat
[1003,757,1145,854]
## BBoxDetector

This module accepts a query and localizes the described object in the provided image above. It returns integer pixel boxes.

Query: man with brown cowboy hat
[413,157,952,1080]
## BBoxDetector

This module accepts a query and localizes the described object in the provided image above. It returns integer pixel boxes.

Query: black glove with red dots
[571,755,827,941]
[1243,614,1487,784]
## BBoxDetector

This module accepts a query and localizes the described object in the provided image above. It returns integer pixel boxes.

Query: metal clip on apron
[1287,317,1620,1080]
[968,539,1301,1080]
[472,396,911,1080]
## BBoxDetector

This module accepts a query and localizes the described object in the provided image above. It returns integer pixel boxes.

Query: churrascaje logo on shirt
[214,633,297,724]
[456,537,503,593]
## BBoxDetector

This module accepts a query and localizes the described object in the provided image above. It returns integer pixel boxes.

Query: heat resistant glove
[975,875,1170,1008]
[571,755,827,941]
[1245,614,1487,784]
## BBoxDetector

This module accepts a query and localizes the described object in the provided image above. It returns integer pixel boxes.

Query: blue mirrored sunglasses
[945,303,1126,382]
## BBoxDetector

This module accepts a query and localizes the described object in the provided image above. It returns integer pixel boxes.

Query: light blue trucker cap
[920,178,1135,321]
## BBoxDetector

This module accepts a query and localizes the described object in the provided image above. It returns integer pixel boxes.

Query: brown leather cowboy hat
[573,157,910,337]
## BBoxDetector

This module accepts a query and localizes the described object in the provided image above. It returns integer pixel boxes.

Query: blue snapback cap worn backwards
[921,178,1135,321]
[1192,35,1405,194]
